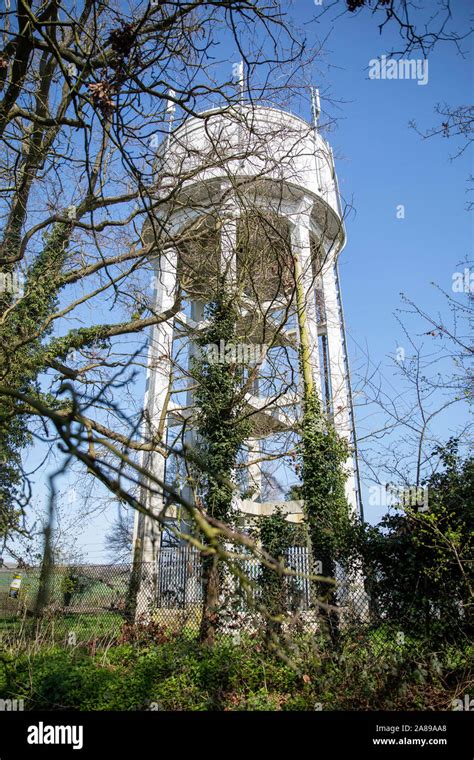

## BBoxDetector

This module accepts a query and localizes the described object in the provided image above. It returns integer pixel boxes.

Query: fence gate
[156,546,202,608]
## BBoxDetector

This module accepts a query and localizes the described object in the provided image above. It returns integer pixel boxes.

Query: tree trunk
[199,554,220,645]
[34,522,53,617]
[317,551,340,646]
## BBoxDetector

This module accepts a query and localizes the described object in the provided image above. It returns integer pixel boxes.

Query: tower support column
[133,247,178,617]
[290,202,322,399]
[320,254,358,513]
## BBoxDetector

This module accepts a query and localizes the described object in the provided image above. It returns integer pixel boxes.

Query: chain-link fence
[0,549,366,643]
[0,563,133,645]
[0,546,467,647]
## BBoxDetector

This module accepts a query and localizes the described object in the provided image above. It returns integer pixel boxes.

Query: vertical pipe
[310,87,322,192]
[334,260,364,522]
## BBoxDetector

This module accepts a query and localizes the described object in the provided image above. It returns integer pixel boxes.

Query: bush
[357,442,473,640]
[0,630,471,711]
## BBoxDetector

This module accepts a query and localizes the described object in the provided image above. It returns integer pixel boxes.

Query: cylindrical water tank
[157,105,342,229]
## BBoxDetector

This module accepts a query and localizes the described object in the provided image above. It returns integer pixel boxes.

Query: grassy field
[0,606,203,646]
[0,611,125,642]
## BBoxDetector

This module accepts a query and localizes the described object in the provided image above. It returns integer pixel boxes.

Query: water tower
[132,101,362,610]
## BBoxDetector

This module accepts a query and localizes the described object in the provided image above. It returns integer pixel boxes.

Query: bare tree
[1,1,347,630]
[0,0,308,544]
[353,275,473,494]
[318,0,472,57]
[105,506,134,564]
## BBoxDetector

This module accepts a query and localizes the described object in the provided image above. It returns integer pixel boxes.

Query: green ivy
[297,390,353,642]
[190,284,251,642]
[257,509,306,642]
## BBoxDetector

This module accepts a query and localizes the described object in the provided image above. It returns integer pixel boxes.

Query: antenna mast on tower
[310,85,320,128]
[310,86,322,191]
[165,88,176,150]
[235,60,245,103]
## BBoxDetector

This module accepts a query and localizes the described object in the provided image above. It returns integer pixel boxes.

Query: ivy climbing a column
[192,284,250,645]
[293,249,352,642]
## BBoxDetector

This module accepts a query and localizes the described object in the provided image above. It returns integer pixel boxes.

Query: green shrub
[0,631,471,711]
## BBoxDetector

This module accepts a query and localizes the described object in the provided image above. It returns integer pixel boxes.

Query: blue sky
[294,0,472,523]
[10,0,473,563]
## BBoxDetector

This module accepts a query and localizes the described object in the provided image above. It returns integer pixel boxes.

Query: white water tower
[132,101,362,608]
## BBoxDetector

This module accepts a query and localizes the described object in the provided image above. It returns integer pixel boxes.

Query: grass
[0,567,131,611]
[0,611,124,645]
[0,629,471,712]
[0,566,136,645]
[0,606,203,647]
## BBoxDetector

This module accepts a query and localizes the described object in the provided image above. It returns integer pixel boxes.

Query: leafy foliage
[256,509,306,641]
[299,391,353,580]
[358,440,473,638]
[191,286,251,643]
[193,288,250,523]
[1,630,471,711]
